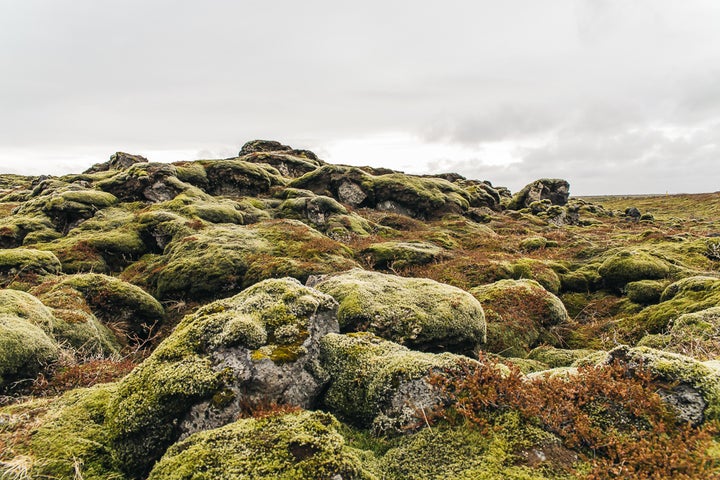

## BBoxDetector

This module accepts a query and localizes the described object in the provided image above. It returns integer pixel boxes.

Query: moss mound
[319,332,474,432]
[135,220,355,299]
[360,241,445,270]
[622,275,720,337]
[106,278,338,477]
[32,273,164,344]
[290,165,479,220]
[526,346,598,368]
[0,248,61,280]
[199,159,286,196]
[29,384,124,479]
[625,279,667,305]
[598,250,670,291]
[148,410,372,480]
[315,269,485,355]
[470,279,570,357]
[0,313,59,389]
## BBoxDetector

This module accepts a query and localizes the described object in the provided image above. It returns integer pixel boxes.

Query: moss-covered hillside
[1,140,720,479]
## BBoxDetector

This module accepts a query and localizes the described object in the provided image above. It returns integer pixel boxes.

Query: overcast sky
[1,0,719,195]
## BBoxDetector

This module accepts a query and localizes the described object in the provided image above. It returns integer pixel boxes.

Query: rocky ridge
[1,141,720,479]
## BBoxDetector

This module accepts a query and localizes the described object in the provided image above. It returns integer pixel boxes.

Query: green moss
[0,248,61,279]
[470,279,569,357]
[319,332,469,430]
[606,345,720,422]
[0,213,59,247]
[526,346,598,368]
[359,412,572,480]
[360,241,445,270]
[200,159,287,196]
[625,279,667,305]
[147,221,355,299]
[27,282,120,356]
[315,269,486,355]
[148,410,373,480]
[598,250,670,291]
[621,275,720,337]
[106,278,337,476]
[510,259,562,294]
[30,383,125,479]
[0,313,59,389]
[173,161,208,186]
[519,236,548,251]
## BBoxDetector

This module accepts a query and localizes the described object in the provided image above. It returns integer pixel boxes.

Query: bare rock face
[508,179,570,210]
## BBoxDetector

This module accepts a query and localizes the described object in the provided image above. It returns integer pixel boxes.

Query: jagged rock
[97,163,191,203]
[239,139,319,161]
[83,152,149,174]
[290,165,480,220]
[199,159,286,197]
[105,278,340,477]
[313,269,486,355]
[508,179,570,210]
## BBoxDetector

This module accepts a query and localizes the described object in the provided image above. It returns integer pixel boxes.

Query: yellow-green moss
[360,241,445,270]
[106,278,337,476]
[625,279,667,305]
[29,383,125,479]
[315,269,485,355]
[510,259,562,294]
[0,313,59,389]
[0,248,61,278]
[638,307,720,360]
[319,332,467,429]
[148,410,374,480]
[598,250,671,291]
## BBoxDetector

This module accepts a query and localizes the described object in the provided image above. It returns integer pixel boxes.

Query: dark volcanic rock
[84,152,149,174]
[508,179,570,210]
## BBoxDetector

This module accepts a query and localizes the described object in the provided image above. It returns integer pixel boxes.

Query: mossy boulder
[507,179,570,210]
[32,273,164,344]
[319,332,476,432]
[638,307,720,360]
[0,248,61,281]
[363,413,573,479]
[148,410,372,480]
[526,346,598,368]
[360,241,445,270]
[141,220,355,299]
[84,151,149,173]
[598,250,670,291]
[106,278,339,477]
[290,165,478,220]
[240,151,324,178]
[35,207,147,273]
[0,213,58,248]
[239,140,320,161]
[622,275,720,336]
[13,180,119,233]
[605,345,720,425]
[314,269,486,355]
[199,159,286,197]
[97,162,193,203]
[29,383,124,479]
[278,194,374,237]
[519,236,549,251]
[625,279,667,305]
[0,290,61,389]
[510,258,562,294]
[470,279,570,357]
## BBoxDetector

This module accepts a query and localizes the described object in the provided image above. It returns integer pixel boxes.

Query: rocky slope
[1,140,720,479]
